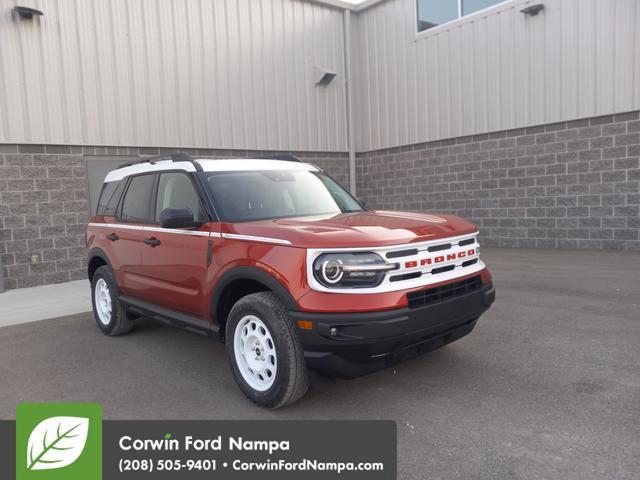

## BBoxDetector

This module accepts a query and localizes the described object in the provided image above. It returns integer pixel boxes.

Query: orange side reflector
[297,320,314,330]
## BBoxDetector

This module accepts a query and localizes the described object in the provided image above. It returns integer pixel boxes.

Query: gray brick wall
[356,111,640,250]
[0,150,88,289]
[3,111,638,292]
[0,146,348,290]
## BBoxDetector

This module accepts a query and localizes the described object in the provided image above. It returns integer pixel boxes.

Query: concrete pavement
[0,248,638,480]
[0,280,90,327]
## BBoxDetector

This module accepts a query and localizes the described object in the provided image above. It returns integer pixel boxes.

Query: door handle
[144,237,161,247]
[106,233,119,242]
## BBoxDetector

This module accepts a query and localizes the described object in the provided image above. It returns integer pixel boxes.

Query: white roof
[104,158,319,182]
[197,159,318,172]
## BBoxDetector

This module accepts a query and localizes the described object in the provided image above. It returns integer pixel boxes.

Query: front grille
[389,271,422,282]
[386,248,418,259]
[406,276,482,309]
[431,264,455,275]
[428,243,451,252]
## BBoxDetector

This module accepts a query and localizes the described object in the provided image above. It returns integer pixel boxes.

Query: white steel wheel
[94,278,112,326]
[233,315,278,391]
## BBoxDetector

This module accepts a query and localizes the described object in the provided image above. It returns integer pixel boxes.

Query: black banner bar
[1,420,396,480]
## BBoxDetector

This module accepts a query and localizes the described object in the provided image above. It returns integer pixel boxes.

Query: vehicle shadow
[131,316,484,417]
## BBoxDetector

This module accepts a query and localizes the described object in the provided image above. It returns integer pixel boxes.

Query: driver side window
[155,172,202,224]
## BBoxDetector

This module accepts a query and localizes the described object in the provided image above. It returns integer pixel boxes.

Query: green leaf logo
[26,416,90,471]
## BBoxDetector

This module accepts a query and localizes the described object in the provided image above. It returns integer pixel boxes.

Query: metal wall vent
[521,4,544,16]
[314,66,336,87]
[13,6,44,19]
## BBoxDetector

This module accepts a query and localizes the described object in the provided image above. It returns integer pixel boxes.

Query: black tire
[91,265,134,336]
[225,292,309,408]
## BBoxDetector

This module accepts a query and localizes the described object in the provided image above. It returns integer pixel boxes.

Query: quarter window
[96,181,117,216]
[97,180,126,216]
[155,172,202,223]
[417,0,506,32]
[120,174,156,223]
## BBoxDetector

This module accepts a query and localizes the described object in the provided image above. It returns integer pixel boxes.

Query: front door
[137,171,213,320]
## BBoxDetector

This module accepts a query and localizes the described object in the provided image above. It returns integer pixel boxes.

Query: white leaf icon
[26,416,90,471]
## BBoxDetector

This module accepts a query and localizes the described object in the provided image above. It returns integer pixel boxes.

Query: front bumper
[290,281,495,378]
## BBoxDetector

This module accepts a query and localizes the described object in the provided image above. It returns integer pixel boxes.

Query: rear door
[136,171,213,320]
[113,173,158,296]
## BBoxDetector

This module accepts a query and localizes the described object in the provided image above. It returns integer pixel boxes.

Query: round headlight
[321,258,344,284]
[312,252,397,289]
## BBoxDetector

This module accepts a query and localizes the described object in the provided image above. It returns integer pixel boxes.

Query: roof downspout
[343,9,357,195]
[0,255,5,293]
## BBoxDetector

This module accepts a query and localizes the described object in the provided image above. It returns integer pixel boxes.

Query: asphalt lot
[1,248,638,480]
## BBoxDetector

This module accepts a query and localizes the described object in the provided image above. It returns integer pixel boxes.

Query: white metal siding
[0,0,348,151]
[353,0,640,152]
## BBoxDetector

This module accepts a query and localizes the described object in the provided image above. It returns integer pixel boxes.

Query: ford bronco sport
[87,153,495,408]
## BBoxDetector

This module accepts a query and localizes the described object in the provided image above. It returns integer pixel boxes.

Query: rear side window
[120,174,156,223]
[96,182,117,215]
[97,180,126,216]
[155,172,203,223]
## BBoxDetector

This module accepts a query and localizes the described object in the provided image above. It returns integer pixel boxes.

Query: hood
[223,210,477,249]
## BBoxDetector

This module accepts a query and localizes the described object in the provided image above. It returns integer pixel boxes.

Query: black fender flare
[87,247,113,280]
[210,266,299,325]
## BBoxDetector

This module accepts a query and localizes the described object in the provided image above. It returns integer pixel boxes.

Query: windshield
[201,170,364,222]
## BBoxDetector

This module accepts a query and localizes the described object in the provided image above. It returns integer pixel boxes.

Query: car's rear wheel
[226,292,309,408]
[91,265,134,336]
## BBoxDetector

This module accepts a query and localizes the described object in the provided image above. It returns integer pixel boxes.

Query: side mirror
[159,208,201,229]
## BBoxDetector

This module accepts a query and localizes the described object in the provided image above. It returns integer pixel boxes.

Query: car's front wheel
[226,292,309,408]
[91,265,134,336]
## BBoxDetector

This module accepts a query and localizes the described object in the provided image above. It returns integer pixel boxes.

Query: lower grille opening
[406,276,483,309]
[462,258,478,267]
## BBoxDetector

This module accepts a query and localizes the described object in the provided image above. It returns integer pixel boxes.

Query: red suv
[86,153,495,408]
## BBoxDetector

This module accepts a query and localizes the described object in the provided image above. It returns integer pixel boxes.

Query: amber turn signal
[297,320,314,330]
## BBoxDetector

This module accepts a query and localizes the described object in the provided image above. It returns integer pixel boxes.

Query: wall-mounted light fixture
[13,6,44,20]
[314,66,337,87]
[520,4,544,16]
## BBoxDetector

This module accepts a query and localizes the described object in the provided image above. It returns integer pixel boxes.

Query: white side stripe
[88,223,217,237]
[87,223,290,245]
[143,226,214,237]
[220,233,292,245]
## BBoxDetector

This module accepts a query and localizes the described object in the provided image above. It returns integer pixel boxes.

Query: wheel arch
[211,266,299,341]
[87,247,113,282]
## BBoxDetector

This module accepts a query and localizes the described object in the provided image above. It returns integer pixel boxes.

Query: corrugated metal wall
[353,0,640,152]
[3,0,639,153]
[0,0,348,151]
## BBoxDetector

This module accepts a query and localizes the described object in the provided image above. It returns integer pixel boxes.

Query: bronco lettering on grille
[405,249,477,269]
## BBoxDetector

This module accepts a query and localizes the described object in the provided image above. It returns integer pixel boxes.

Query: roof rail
[259,154,302,163]
[117,152,203,171]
